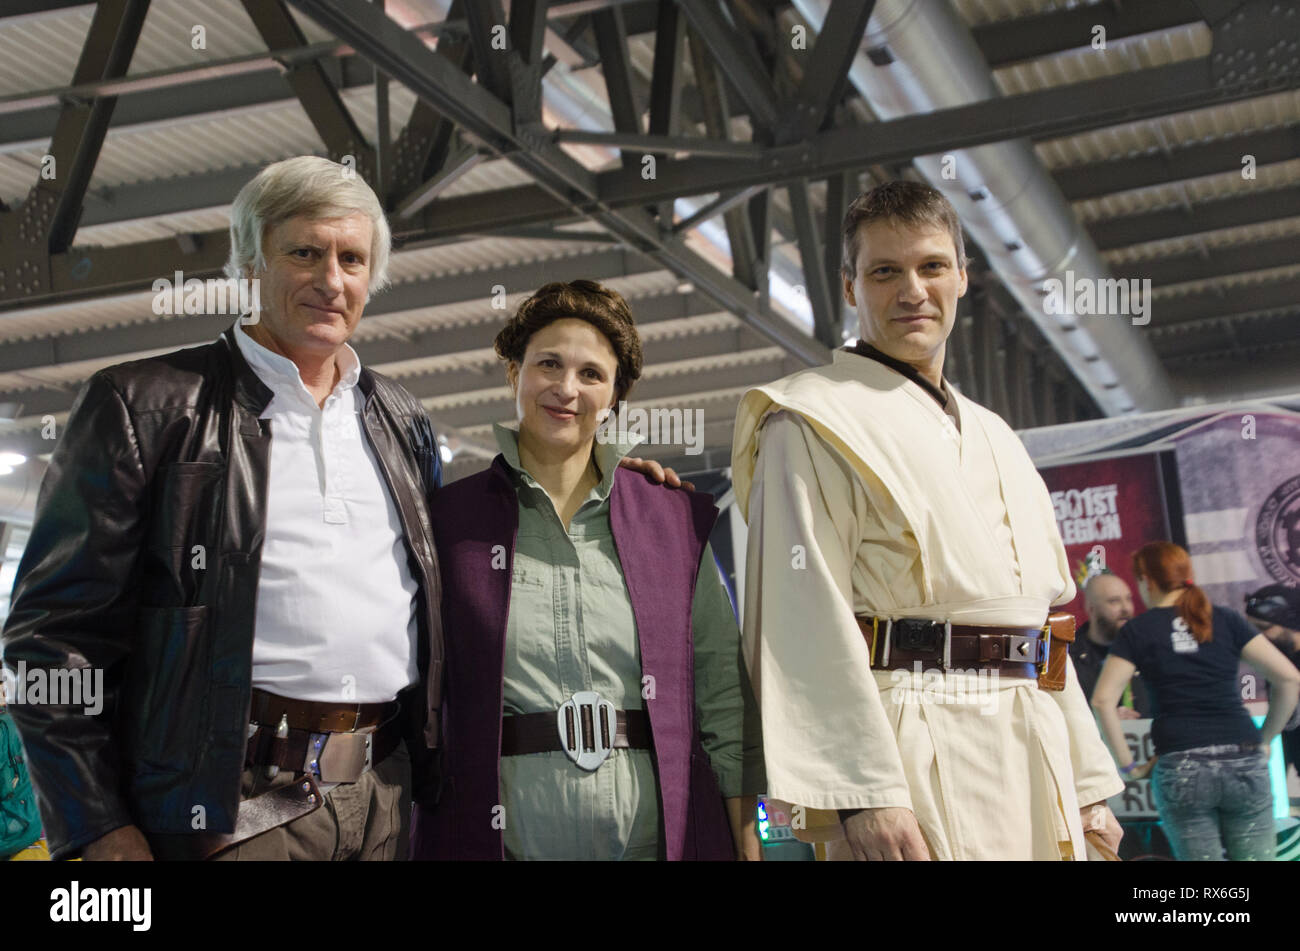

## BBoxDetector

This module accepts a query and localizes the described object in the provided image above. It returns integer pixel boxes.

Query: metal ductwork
[793,0,1178,415]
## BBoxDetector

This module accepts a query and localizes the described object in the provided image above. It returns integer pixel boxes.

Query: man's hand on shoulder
[619,456,695,492]
[840,806,930,861]
[81,825,154,861]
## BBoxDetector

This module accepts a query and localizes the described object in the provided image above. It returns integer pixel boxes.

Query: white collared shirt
[234,324,419,703]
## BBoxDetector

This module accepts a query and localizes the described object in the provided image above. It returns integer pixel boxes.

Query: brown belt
[250,687,397,733]
[500,710,652,756]
[245,718,402,782]
[856,615,1048,679]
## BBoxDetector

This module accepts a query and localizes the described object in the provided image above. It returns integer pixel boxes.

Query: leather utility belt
[500,690,651,771]
[245,688,402,784]
[153,690,406,860]
[856,612,1076,691]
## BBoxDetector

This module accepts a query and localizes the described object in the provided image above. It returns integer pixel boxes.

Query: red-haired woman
[1092,542,1300,860]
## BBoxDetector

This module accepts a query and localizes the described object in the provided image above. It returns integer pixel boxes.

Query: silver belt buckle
[556,690,617,771]
[307,731,373,783]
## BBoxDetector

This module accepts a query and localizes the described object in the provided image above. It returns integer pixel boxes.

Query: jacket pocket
[143,462,223,605]
[123,605,209,775]
[147,461,222,553]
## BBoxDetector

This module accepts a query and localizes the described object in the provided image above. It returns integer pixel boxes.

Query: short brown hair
[841,180,967,277]
[494,279,644,403]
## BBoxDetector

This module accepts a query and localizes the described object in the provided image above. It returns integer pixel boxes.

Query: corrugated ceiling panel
[0,5,93,94]
[1153,262,1300,298]
[950,0,1064,28]
[1101,215,1300,266]
[1039,90,1300,169]
[993,22,1211,95]
[74,207,233,247]
[435,156,548,199]
[0,86,420,205]
[1075,157,1300,222]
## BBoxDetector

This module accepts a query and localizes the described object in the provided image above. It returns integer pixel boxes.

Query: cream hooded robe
[732,349,1124,860]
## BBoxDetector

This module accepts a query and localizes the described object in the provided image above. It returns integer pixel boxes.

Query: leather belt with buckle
[856,616,1050,678]
[245,721,402,783]
[245,690,403,783]
[250,687,397,733]
[500,691,651,771]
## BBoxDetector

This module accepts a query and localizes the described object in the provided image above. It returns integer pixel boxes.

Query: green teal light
[1250,715,1290,821]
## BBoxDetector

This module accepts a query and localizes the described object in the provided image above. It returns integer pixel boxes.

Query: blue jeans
[1152,745,1275,861]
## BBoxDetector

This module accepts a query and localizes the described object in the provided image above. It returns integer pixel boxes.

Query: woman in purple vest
[411,280,765,860]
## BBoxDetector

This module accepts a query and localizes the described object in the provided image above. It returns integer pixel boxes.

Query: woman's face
[508,318,619,459]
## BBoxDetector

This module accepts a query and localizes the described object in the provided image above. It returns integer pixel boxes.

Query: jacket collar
[220,325,274,417]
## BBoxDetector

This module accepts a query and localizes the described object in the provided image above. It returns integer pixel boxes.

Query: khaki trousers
[212,741,411,861]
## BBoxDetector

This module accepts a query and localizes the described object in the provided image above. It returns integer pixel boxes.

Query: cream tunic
[732,350,1124,859]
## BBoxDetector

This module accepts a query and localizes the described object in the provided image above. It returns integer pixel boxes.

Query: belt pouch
[1037,612,1076,692]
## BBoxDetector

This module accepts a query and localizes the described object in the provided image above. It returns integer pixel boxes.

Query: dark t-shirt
[1110,605,1259,755]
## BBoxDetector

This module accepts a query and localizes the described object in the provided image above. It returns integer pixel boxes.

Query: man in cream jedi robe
[732,181,1124,860]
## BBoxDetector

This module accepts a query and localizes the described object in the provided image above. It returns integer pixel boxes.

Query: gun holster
[148,775,324,861]
[1036,612,1076,692]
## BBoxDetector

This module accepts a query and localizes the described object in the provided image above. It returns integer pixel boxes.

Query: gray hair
[224,155,392,295]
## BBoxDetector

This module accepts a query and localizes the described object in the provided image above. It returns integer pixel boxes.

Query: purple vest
[410,456,735,860]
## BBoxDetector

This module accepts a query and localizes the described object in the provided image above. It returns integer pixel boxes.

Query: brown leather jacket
[1,326,443,859]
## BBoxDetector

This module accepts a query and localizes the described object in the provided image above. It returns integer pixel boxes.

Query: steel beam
[686,26,763,291]
[74,163,263,229]
[647,1,684,138]
[551,130,763,158]
[463,0,513,102]
[678,0,779,132]
[787,179,837,347]
[672,187,762,235]
[511,0,551,66]
[647,0,685,223]
[1114,234,1300,287]
[971,0,1203,68]
[394,143,484,218]
[242,0,376,182]
[418,58,1300,235]
[1155,278,1300,325]
[387,1,475,209]
[0,55,373,154]
[37,0,149,255]
[784,0,875,141]
[823,169,853,338]
[949,310,976,399]
[12,53,1295,308]
[593,6,642,161]
[1089,184,1300,250]
[1054,124,1300,201]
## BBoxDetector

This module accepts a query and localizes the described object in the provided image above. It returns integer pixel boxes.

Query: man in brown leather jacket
[1,157,444,861]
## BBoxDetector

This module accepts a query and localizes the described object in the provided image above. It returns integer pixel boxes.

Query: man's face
[843,220,967,368]
[507,318,619,459]
[251,213,373,359]
[1086,574,1135,640]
